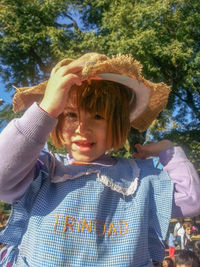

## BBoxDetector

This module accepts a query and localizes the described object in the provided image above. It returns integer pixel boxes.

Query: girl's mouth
[73,141,95,152]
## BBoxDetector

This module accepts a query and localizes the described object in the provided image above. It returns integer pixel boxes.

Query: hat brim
[98,73,150,122]
[12,53,170,132]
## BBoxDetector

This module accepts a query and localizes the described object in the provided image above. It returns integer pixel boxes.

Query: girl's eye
[94,114,104,120]
[65,112,77,119]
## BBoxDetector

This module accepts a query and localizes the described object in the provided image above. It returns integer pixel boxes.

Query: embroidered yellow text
[52,214,128,237]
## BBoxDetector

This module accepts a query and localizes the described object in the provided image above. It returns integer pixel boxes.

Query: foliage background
[0,0,199,175]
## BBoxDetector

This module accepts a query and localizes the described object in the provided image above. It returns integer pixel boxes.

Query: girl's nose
[75,118,91,134]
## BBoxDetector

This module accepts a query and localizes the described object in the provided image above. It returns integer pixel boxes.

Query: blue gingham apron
[0,154,173,267]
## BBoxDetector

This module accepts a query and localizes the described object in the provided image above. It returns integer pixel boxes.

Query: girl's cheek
[62,121,78,131]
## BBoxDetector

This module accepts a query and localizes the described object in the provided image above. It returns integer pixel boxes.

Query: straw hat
[12,52,170,132]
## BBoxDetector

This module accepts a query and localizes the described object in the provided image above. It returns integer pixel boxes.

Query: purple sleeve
[159,147,200,218]
[0,103,57,203]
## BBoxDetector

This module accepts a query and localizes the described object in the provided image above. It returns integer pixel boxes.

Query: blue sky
[0,80,12,131]
[0,80,12,105]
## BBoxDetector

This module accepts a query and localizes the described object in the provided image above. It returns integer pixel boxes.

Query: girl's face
[61,93,108,162]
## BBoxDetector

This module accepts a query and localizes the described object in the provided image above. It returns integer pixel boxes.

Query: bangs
[73,80,131,122]
[75,81,112,120]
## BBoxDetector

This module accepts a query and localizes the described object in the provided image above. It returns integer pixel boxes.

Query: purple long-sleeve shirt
[0,103,200,218]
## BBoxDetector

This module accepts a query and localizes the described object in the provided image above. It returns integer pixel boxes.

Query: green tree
[0,0,83,88]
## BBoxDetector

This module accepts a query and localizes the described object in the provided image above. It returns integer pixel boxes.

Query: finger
[135,144,143,152]
[88,75,102,81]
[52,65,83,77]
[60,74,82,89]
[133,152,146,159]
[75,79,82,86]
[133,152,140,159]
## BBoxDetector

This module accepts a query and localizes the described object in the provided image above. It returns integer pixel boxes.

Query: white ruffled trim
[97,174,139,196]
[51,156,140,196]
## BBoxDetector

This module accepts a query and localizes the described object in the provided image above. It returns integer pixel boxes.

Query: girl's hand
[133,140,173,159]
[40,63,83,118]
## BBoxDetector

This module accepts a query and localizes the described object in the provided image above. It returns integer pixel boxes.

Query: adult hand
[133,140,173,159]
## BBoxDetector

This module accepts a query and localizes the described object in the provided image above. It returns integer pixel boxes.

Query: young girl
[0,53,200,267]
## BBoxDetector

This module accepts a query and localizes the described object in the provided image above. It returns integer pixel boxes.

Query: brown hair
[175,250,200,267]
[183,222,192,230]
[50,80,132,151]
[162,256,174,267]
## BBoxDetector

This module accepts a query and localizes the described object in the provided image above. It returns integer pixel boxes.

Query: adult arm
[0,103,57,203]
[134,141,200,218]
[159,147,200,218]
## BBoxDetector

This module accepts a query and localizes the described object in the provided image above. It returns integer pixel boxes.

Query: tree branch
[173,90,200,120]
[29,49,47,73]
[56,23,74,29]
[63,13,82,33]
